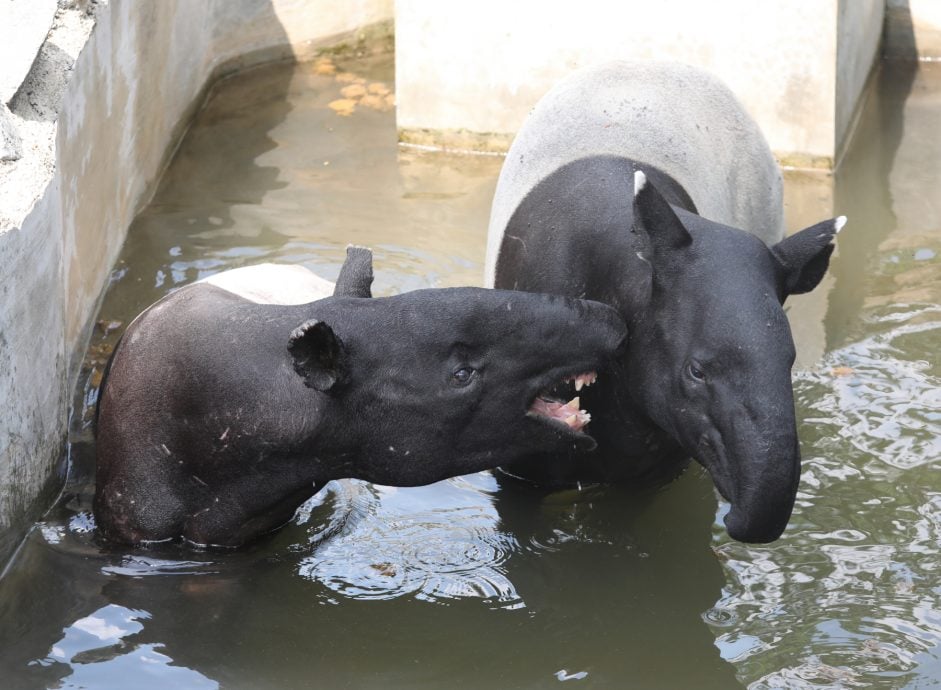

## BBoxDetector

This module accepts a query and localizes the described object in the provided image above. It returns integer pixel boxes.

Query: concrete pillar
[396,0,884,169]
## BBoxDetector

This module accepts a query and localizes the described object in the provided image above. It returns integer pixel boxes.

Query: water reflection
[297,476,522,606]
[704,62,941,688]
[1,51,939,689]
[33,604,218,690]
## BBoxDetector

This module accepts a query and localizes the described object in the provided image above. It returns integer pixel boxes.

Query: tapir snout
[700,390,802,543]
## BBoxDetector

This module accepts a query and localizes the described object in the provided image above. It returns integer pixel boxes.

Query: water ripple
[712,297,941,686]
[296,476,522,607]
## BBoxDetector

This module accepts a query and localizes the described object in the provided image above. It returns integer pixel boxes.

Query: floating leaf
[340,83,367,99]
[312,58,336,75]
[328,99,357,116]
[359,94,391,111]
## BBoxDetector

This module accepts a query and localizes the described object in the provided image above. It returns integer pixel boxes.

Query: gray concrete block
[0,0,59,104]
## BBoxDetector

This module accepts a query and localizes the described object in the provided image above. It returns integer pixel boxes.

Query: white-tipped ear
[771,217,841,296]
[632,169,691,251]
[634,170,647,197]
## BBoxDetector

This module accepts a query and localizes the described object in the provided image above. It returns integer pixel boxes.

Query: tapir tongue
[529,395,592,431]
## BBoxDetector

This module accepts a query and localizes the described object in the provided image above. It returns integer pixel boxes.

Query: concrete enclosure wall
[885,0,941,58]
[0,0,393,566]
[395,0,885,168]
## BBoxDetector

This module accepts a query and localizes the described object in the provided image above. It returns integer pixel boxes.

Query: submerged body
[95,249,627,547]
[486,62,843,543]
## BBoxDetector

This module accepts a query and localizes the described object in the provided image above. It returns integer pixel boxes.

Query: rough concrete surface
[0,0,59,103]
[0,1,101,231]
[0,106,22,161]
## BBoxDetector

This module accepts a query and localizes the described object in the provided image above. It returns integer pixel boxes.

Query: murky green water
[1,51,939,689]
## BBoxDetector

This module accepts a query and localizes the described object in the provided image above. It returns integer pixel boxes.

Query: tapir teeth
[571,371,597,391]
[568,396,580,410]
[564,414,578,427]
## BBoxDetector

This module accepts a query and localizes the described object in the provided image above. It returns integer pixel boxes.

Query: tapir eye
[687,362,706,382]
[451,366,477,386]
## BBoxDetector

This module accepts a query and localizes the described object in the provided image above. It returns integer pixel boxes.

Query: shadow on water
[826,56,919,351]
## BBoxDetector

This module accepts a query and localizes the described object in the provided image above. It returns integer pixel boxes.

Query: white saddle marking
[484,60,784,286]
[199,264,335,305]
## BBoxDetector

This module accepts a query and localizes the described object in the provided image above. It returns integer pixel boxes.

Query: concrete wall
[837,0,886,158]
[396,0,885,169]
[885,0,941,58]
[0,0,393,566]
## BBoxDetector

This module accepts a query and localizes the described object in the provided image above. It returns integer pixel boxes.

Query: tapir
[485,61,845,543]
[94,247,627,547]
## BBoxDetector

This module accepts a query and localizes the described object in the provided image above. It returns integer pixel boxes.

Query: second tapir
[486,61,845,543]
[95,248,626,547]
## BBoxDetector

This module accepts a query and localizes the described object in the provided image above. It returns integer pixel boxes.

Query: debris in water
[96,319,123,334]
[328,99,357,116]
[340,83,367,99]
[311,58,336,76]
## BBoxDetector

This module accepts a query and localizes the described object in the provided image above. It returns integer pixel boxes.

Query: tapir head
[288,248,627,487]
[627,172,843,543]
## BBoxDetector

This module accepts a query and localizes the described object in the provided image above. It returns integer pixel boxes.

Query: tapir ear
[287,320,346,392]
[771,216,846,296]
[633,170,692,252]
[333,245,373,298]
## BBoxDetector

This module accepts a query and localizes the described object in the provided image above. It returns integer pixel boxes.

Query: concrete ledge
[399,128,514,155]
[0,0,393,567]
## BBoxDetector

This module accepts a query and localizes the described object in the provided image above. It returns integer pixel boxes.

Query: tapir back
[484,60,783,286]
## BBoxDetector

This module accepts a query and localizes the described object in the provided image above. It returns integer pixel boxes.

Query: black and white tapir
[486,61,846,543]
[94,248,627,547]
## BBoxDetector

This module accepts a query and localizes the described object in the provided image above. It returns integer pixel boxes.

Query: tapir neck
[301,402,369,482]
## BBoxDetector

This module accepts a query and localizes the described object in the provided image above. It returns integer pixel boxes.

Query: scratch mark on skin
[219,427,230,441]
[192,475,208,487]
[505,234,527,254]
[159,444,171,456]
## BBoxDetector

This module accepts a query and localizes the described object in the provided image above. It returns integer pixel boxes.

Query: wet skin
[95,248,627,547]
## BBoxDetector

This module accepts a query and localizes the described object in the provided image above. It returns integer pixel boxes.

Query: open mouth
[527,371,598,433]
